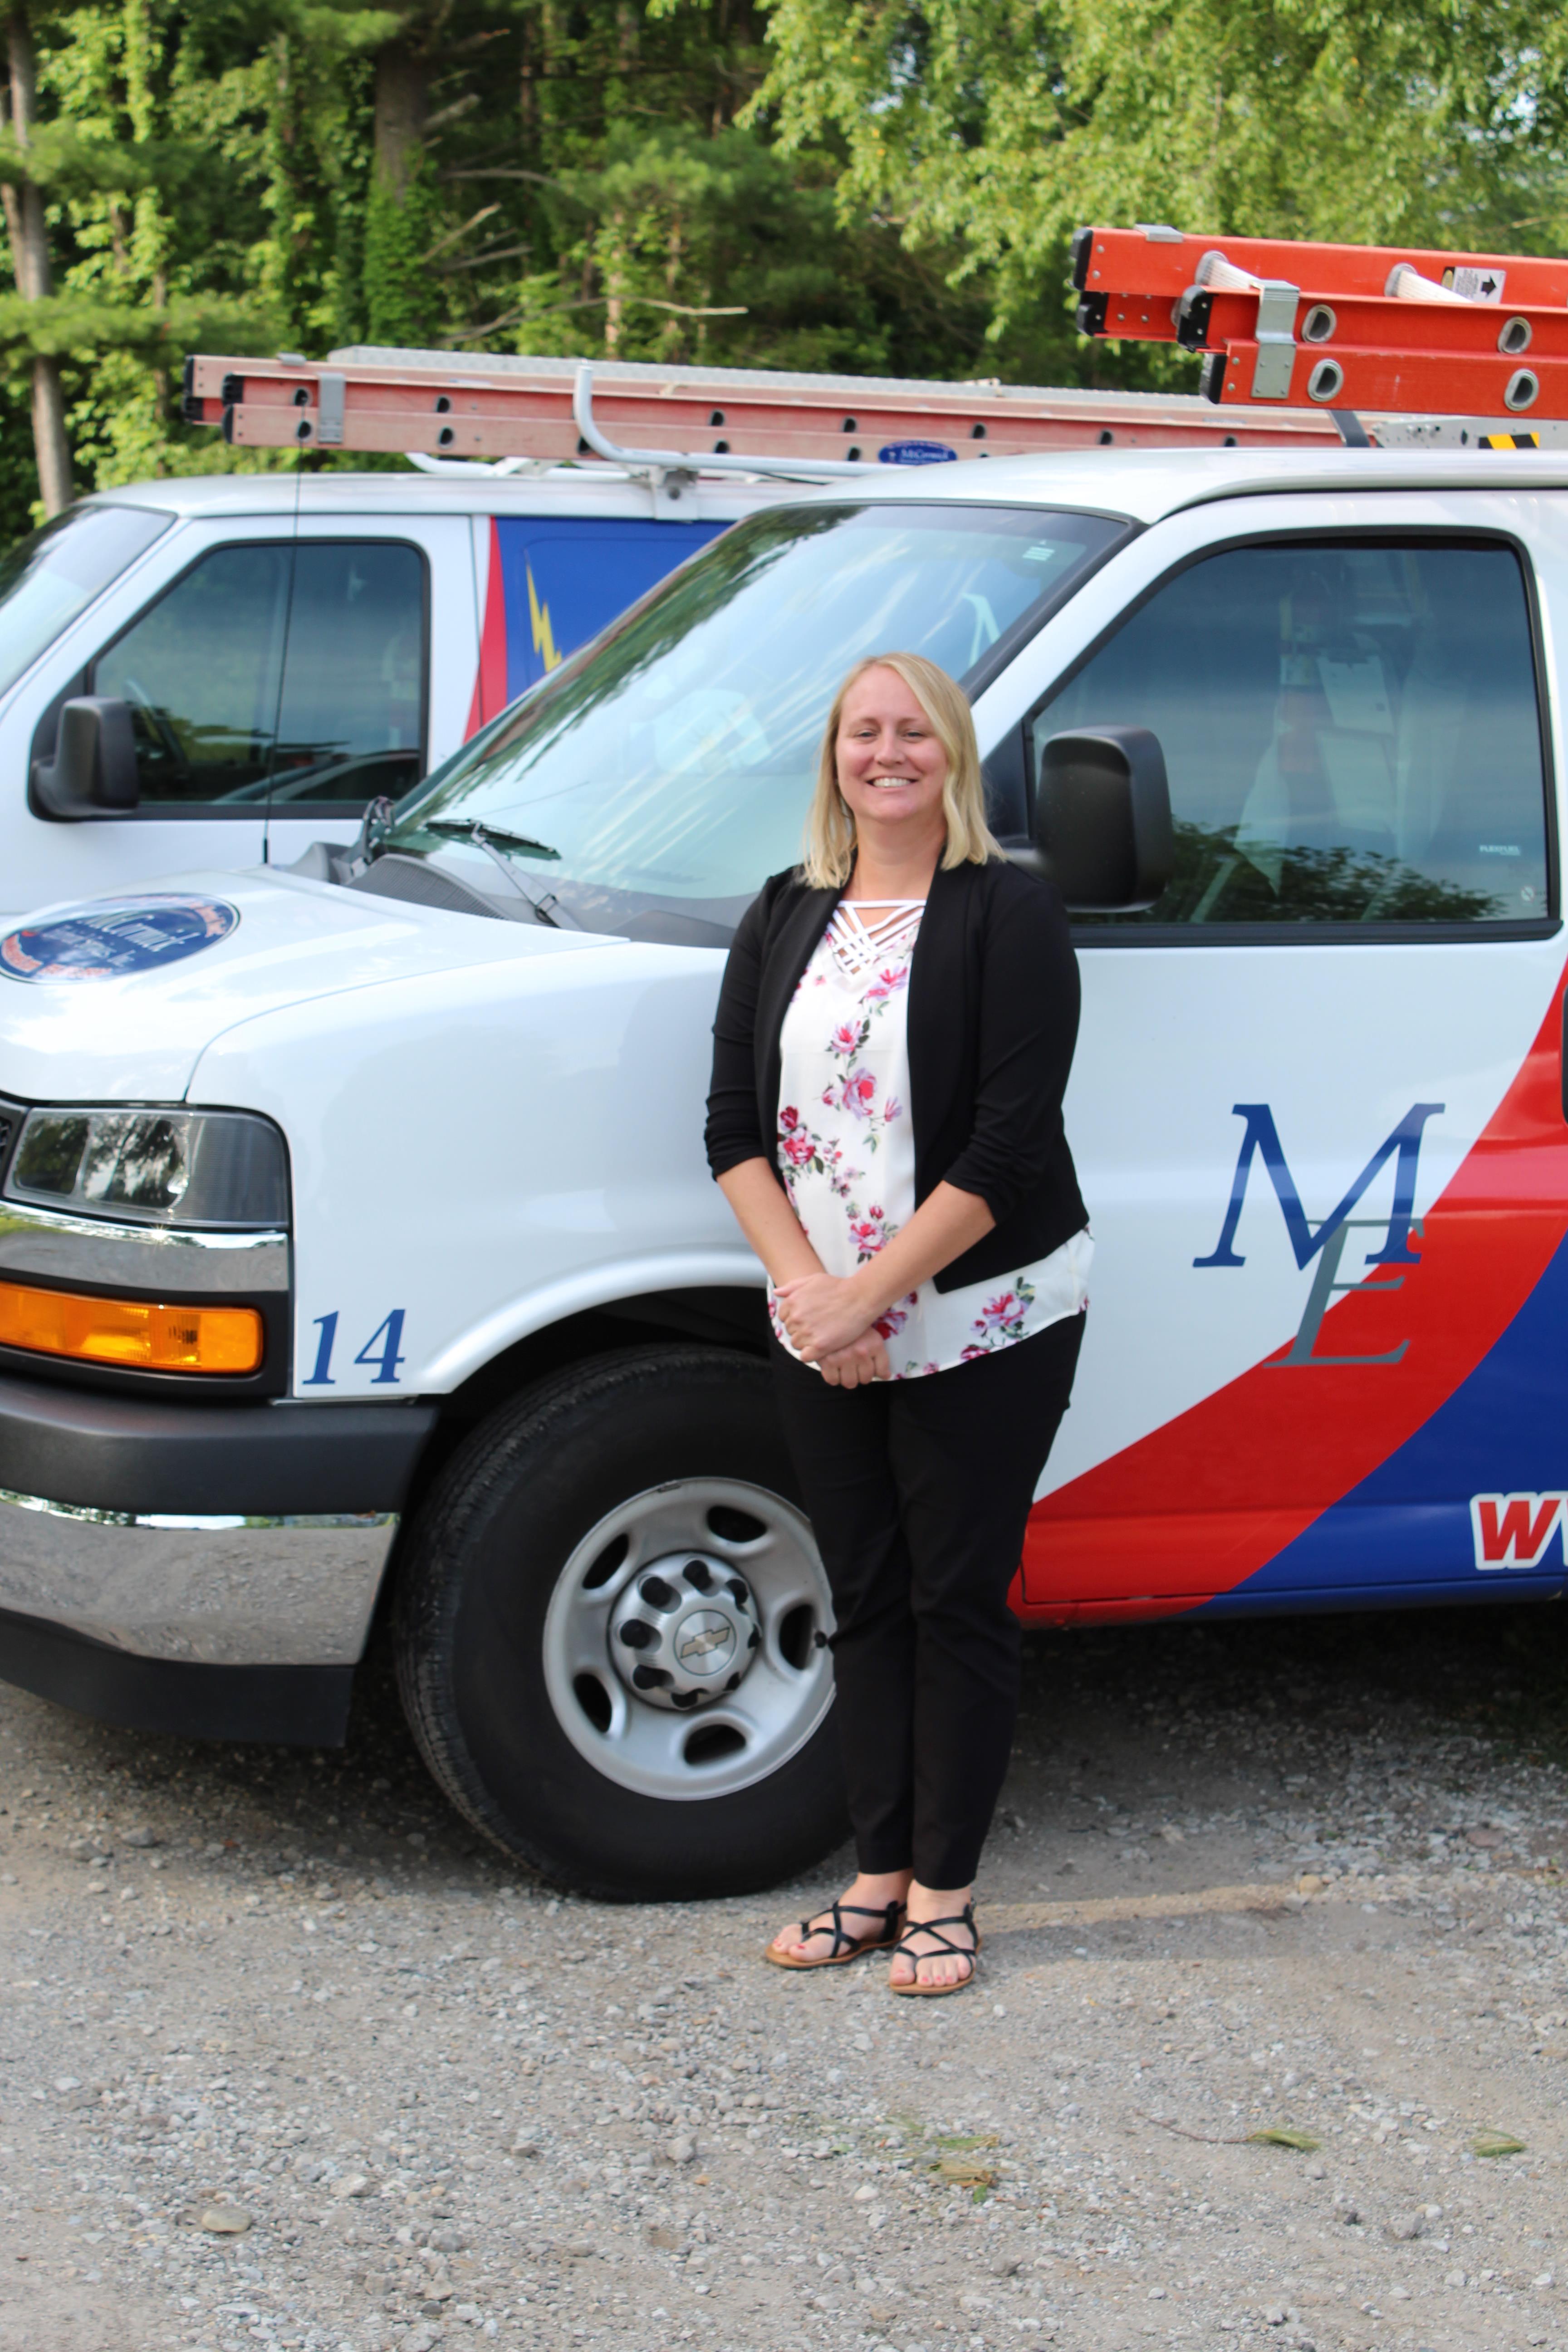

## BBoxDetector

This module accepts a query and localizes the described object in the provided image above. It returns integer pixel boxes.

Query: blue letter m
[1193,1102,1444,1271]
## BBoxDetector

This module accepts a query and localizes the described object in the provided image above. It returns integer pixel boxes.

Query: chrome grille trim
[0,1201,288,1294]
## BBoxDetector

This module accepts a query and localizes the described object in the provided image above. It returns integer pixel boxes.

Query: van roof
[82,467,786,524]
[681,442,1568,524]
[87,442,1568,531]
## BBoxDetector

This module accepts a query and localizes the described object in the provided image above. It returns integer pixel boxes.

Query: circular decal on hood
[0,894,240,984]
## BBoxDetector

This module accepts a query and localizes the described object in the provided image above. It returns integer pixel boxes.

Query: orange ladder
[1072,224,1568,424]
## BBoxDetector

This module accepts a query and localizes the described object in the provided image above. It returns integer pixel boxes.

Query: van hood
[0,867,602,1102]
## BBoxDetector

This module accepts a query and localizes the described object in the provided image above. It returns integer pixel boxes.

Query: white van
[0,447,1560,1898]
[0,469,772,918]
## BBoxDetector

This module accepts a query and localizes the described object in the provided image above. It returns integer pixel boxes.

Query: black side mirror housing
[1022,725,1175,912]
[31,696,140,821]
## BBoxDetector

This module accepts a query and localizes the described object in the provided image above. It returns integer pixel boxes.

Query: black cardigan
[704,857,1088,1294]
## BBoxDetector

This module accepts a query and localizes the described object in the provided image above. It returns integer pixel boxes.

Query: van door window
[269,543,426,807]
[1031,539,1549,926]
[91,539,426,812]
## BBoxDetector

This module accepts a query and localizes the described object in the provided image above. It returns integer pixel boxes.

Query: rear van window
[0,503,169,701]
[1032,539,1549,927]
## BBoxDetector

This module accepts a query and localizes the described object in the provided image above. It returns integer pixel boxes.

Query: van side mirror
[1024,725,1175,912]
[31,697,140,821]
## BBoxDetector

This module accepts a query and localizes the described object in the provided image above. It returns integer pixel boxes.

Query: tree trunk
[519,9,538,149]
[603,209,625,355]
[3,3,73,514]
[662,216,684,361]
[373,39,429,202]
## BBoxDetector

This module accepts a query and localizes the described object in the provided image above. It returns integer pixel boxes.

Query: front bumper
[0,1372,436,1744]
[0,1486,399,1663]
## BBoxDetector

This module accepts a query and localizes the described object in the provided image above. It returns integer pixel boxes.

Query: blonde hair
[800,652,1003,889]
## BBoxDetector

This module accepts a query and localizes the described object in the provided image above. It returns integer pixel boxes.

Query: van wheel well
[378,1286,769,1621]
[390,1339,842,1897]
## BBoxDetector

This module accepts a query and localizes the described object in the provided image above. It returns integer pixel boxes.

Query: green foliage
[0,0,1007,535]
[0,287,262,356]
[1,0,1567,540]
[754,0,1568,357]
[362,144,439,346]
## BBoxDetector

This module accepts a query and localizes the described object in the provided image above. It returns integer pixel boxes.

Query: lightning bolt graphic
[526,561,563,673]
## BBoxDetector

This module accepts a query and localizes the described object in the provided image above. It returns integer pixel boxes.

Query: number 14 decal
[304,1309,407,1386]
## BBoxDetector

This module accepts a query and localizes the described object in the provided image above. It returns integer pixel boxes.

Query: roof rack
[1072,224,1568,425]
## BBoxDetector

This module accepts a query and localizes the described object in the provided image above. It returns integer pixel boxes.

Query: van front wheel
[393,1345,845,1900]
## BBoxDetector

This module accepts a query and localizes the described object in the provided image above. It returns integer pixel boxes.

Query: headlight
[4,1107,289,1229]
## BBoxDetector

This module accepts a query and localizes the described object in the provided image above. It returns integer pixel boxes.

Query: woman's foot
[887,1883,978,1994]
[767,1869,911,1968]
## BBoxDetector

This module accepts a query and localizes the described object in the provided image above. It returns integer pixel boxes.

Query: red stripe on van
[464,519,509,740]
[1019,958,1568,1620]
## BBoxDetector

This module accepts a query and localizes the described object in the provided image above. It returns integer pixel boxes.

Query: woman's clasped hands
[773,1270,891,1387]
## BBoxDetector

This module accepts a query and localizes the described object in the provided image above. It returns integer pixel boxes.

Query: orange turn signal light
[0,1280,263,1374]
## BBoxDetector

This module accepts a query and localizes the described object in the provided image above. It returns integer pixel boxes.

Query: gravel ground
[2,1603,1567,2352]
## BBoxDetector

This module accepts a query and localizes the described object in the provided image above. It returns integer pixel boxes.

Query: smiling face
[834,664,950,857]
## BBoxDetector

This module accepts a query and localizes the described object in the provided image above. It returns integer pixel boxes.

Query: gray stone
[198,2205,253,2235]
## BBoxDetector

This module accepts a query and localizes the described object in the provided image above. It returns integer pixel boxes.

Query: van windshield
[0,502,171,702]
[387,500,1125,929]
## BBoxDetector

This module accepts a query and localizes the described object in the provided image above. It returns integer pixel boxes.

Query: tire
[393,1344,847,1900]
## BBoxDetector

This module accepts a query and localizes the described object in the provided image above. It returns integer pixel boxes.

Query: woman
[704,651,1090,1996]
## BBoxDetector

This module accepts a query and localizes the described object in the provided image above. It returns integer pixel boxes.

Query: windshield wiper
[426,817,561,861]
[422,817,579,929]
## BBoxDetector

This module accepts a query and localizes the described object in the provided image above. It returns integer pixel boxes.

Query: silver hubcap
[541,1478,834,1800]
[609,1555,761,1710]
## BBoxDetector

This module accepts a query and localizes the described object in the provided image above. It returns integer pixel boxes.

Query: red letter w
[1469,1491,1565,1570]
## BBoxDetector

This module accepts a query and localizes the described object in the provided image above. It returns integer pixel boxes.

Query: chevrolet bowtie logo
[676,1613,734,1666]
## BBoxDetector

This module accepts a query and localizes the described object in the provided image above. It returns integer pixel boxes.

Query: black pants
[771,1312,1083,1889]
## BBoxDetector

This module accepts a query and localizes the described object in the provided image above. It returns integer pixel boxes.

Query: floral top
[771,897,1092,1379]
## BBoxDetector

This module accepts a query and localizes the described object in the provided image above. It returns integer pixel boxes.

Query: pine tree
[1,2,72,507]
[0,0,270,512]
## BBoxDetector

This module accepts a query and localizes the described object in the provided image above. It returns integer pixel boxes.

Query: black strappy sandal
[763,1897,905,1971]
[887,1903,981,1997]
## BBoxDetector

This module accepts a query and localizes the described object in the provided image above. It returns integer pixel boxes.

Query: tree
[752,0,1568,371]
[4,0,1567,539]
[2,2,73,508]
[0,0,275,510]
